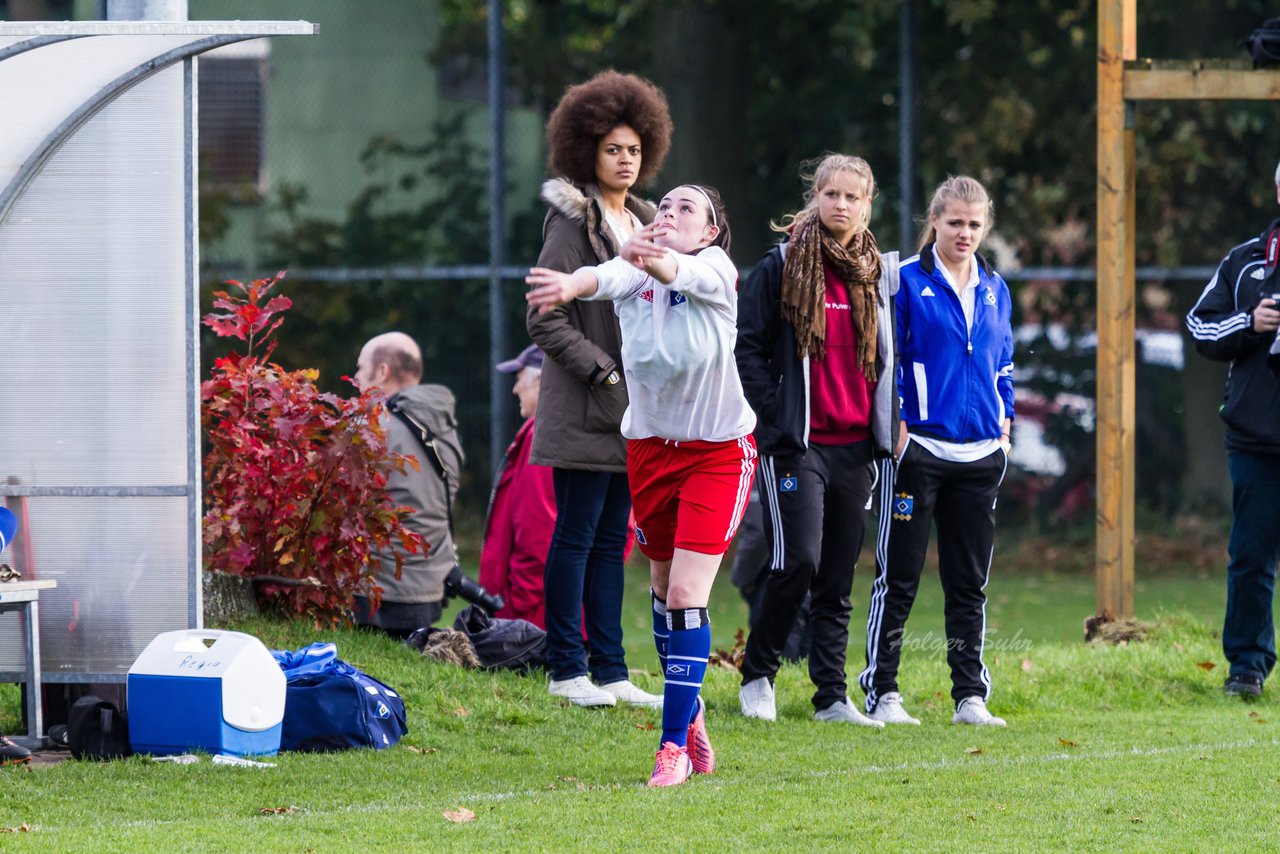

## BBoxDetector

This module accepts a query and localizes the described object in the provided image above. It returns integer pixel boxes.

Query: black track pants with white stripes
[860,442,1005,710]
[740,441,875,712]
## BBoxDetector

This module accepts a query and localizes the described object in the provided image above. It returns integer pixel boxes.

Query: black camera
[443,564,505,615]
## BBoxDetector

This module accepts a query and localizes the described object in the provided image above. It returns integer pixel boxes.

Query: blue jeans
[543,468,631,683]
[1224,451,1280,681]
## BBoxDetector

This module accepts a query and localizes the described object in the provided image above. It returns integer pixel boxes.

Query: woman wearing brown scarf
[736,154,899,726]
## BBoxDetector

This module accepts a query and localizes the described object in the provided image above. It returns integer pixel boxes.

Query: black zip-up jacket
[735,242,899,458]
[1186,219,1280,454]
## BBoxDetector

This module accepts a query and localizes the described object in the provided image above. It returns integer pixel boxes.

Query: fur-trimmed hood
[540,178,656,229]
[540,177,592,225]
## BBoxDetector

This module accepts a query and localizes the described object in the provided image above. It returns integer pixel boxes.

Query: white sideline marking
[43,736,1280,834]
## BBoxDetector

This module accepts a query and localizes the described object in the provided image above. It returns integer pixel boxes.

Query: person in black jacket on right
[1185,162,1280,698]
[735,154,898,726]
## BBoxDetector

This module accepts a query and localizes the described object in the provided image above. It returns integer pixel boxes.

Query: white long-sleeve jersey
[584,246,756,443]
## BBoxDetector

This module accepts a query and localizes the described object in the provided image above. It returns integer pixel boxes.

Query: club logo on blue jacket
[375,701,390,719]
[984,287,997,306]
[893,492,914,521]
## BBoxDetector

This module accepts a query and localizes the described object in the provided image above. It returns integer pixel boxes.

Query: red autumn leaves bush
[201,273,424,623]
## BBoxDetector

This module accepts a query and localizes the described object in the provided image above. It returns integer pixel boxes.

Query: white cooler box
[127,629,286,756]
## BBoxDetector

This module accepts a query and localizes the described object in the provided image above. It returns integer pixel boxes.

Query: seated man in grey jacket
[351,331,464,639]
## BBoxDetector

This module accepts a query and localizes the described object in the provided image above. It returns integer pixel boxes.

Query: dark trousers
[1224,451,1280,681]
[861,442,1005,709]
[543,468,631,683]
[740,442,874,711]
[731,487,812,662]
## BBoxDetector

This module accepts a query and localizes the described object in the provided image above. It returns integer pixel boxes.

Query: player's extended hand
[620,223,670,270]
[526,267,580,314]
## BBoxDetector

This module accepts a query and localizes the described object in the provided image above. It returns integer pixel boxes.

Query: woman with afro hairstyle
[527,71,673,710]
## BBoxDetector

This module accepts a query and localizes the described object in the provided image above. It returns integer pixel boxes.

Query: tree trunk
[649,5,758,258]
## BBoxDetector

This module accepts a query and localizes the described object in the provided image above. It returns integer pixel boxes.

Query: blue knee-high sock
[652,590,669,672]
[661,607,710,748]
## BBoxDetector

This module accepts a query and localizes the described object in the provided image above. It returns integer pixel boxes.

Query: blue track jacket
[897,246,1014,442]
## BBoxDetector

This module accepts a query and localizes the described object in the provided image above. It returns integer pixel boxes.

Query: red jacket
[479,418,556,628]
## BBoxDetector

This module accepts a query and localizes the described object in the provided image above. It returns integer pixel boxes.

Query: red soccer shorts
[626,435,757,561]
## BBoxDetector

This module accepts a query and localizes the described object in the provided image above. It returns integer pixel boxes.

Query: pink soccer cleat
[686,696,715,774]
[646,741,692,787]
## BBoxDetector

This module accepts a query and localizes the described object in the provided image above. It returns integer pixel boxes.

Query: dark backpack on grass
[452,604,547,672]
[67,694,132,761]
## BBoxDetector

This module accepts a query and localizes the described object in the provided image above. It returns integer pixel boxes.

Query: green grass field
[4,558,1280,851]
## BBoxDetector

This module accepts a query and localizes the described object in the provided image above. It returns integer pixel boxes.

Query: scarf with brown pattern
[780,210,881,379]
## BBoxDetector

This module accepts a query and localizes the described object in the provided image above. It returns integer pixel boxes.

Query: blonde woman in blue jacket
[859,175,1014,727]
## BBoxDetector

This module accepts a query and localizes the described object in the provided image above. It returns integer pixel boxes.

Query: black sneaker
[1224,674,1264,698]
[0,735,31,766]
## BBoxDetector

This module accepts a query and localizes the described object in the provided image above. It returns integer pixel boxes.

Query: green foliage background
[203,0,1280,532]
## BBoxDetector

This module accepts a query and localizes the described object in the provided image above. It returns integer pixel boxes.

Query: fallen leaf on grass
[257,806,297,815]
[993,803,1006,812]
[708,628,747,670]
[1058,738,1078,748]
[1173,642,1185,653]
[633,722,655,731]
[451,707,469,718]
[965,747,983,755]
[557,776,577,782]
[1196,661,1216,671]
[405,745,439,754]
[1020,658,1033,673]
[443,807,476,824]
[0,823,31,833]
[1249,711,1259,718]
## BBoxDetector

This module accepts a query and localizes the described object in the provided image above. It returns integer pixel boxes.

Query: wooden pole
[1095,0,1136,619]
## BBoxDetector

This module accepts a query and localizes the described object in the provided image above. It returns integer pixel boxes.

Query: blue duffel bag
[271,642,407,752]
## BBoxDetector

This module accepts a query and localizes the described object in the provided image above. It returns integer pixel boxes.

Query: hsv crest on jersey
[893,492,914,521]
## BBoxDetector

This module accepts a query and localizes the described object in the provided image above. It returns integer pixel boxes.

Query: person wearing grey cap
[1186,159,1280,699]
[478,344,557,629]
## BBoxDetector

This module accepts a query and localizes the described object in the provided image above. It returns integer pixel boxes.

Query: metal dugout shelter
[0,21,314,693]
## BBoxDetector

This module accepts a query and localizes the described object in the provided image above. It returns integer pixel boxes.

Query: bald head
[355,331,423,394]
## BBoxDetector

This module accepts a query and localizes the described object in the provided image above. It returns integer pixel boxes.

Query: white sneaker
[739,677,776,721]
[814,696,885,728]
[952,696,1006,726]
[869,692,921,725]
[549,676,616,708]
[599,679,663,709]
